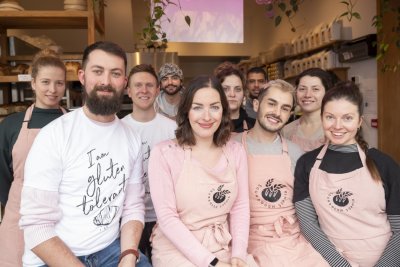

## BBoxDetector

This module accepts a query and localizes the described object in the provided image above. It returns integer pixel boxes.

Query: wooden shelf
[0,10,93,29]
[6,54,83,61]
[267,40,343,65]
[0,73,79,82]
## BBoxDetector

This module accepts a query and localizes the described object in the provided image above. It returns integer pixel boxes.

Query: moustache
[265,113,282,123]
[93,85,116,93]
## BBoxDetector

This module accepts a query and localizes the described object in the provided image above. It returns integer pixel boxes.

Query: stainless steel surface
[126,52,179,73]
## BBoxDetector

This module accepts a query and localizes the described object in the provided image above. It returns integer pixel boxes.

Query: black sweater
[0,107,65,204]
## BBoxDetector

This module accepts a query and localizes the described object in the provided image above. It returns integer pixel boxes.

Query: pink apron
[151,146,257,266]
[291,119,325,152]
[309,144,392,267]
[243,132,329,267]
[0,104,65,267]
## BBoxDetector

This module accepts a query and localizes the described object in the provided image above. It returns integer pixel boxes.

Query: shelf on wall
[0,73,79,83]
[266,40,344,65]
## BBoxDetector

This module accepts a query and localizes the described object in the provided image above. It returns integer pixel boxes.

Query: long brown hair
[175,75,232,147]
[321,81,381,182]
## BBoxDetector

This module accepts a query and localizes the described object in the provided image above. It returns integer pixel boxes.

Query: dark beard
[83,85,123,116]
[162,85,182,96]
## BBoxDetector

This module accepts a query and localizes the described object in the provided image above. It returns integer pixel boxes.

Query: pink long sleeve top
[148,139,250,266]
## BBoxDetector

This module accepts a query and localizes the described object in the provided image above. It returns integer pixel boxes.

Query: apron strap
[242,120,248,131]
[313,143,329,169]
[279,134,289,154]
[22,104,35,125]
[182,146,192,160]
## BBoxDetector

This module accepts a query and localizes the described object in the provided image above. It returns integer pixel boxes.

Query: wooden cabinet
[0,0,104,106]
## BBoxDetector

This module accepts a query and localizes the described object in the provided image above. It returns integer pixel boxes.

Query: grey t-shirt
[234,133,304,174]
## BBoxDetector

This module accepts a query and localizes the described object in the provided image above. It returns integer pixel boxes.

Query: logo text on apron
[208,184,231,208]
[254,178,288,208]
[327,188,355,212]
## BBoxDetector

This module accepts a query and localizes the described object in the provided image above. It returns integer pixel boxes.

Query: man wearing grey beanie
[155,63,184,119]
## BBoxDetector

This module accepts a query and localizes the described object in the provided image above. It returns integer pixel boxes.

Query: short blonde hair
[258,79,296,107]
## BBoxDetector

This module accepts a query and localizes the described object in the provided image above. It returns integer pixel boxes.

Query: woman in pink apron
[282,68,338,151]
[148,75,257,267]
[214,62,255,133]
[294,81,400,267]
[0,48,67,266]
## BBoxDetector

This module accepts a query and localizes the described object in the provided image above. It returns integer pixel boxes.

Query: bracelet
[118,249,139,264]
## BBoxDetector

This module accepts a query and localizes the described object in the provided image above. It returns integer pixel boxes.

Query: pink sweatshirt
[148,139,250,266]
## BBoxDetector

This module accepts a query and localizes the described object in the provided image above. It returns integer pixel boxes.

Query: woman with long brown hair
[294,81,400,267]
[148,75,257,267]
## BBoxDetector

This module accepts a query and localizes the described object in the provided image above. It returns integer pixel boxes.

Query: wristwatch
[209,257,219,267]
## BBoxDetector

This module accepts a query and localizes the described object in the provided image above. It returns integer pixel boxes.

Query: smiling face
[78,49,127,115]
[222,74,244,115]
[188,87,223,142]
[32,66,66,109]
[255,86,293,133]
[128,71,159,111]
[160,75,182,96]
[322,98,362,145]
[296,75,326,114]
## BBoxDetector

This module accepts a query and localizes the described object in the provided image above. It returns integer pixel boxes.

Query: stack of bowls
[64,0,87,11]
[0,0,24,11]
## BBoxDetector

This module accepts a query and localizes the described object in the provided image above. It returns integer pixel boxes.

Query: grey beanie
[158,63,183,81]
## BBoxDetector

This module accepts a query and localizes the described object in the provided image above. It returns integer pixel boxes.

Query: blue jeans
[40,238,152,267]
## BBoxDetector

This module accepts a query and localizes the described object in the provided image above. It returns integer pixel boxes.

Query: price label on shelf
[17,74,32,82]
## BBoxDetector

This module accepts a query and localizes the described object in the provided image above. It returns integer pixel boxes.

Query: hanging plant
[140,0,191,49]
[255,0,304,32]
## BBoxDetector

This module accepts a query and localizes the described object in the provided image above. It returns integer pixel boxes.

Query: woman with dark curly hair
[148,75,257,267]
[214,62,255,133]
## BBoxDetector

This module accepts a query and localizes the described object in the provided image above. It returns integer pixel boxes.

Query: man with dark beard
[234,80,328,267]
[20,41,151,267]
[154,63,184,119]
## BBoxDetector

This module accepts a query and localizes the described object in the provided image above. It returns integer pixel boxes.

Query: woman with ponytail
[0,48,67,266]
[293,81,400,267]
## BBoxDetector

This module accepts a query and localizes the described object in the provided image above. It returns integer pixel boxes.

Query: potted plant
[139,0,190,51]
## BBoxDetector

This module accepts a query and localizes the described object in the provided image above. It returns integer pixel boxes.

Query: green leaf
[275,16,282,27]
[292,4,298,12]
[266,3,273,11]
[339,11,348,18]
[278,2,286,12]
[185,15,191,26]
[285,10,292,17]
[340,1,350,5]
[353,12,361,19]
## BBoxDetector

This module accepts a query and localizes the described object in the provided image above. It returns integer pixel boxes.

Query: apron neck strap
[22,104,36,123]
[313,143,329,169]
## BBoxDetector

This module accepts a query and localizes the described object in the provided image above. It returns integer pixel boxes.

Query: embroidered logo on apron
[208,184,231,208]
[327,188,355,212]
[254,178,288,208]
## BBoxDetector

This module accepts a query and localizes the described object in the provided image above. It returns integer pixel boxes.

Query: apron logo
[208,184,231,208]
[327,188,355,212]
[262,178,286,202]
[255,178,288,208]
